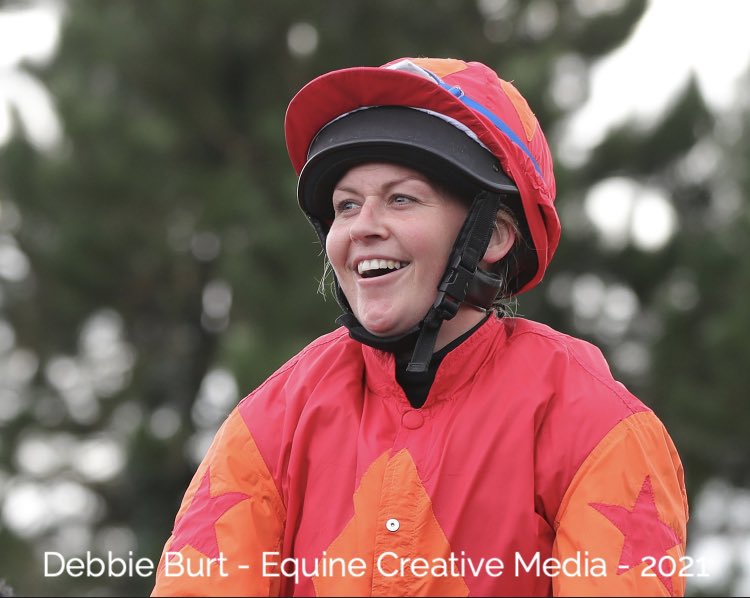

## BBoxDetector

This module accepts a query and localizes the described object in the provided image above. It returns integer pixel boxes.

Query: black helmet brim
[297,106,518,225]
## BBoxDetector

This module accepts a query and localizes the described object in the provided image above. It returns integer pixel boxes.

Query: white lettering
[515,551,608,578]
[377,551,400,577]
[485,557,505,577]
[262,551,280,577]
[164,552,184,577]
[44,552,66,577]
[280,557,300,584]
[515,552,540,576]
[44,551,158,579]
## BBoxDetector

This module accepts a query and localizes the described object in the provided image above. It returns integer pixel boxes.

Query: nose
[348,198,388,242]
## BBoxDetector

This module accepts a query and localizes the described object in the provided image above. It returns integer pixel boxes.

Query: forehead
[334,162,440,190]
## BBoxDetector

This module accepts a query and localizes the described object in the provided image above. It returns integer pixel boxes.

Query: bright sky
[0,0,62,150]
[565,0,750,252]
[565,0,750,155]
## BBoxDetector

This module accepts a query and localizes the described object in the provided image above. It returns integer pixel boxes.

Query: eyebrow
[333,175,430,196]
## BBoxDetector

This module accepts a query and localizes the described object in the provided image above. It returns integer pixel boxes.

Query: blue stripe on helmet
[437,81,543,177]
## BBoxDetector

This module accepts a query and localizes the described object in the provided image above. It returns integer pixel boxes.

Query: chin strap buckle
[433,256,475,321]
[405,192,502,373]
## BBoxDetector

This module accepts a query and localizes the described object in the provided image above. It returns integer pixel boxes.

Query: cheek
[431,220,463,261]
[325,226,346,273]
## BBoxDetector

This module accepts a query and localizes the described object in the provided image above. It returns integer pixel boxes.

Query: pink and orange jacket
[152,316,688,596]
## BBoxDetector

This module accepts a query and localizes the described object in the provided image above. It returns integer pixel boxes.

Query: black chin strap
[335,191,503,372]
[405,191,500,372]
[335,312,422,354]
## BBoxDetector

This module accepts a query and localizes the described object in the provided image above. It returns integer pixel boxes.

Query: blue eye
[333,199,357,214]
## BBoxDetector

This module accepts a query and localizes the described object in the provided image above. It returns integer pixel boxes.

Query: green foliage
[583,77,713,180]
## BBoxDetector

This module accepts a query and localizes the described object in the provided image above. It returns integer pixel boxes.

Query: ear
[482,215,516,266]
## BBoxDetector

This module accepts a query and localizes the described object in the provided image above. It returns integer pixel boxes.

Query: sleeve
[151,408,286,597]
[551,411,689,597]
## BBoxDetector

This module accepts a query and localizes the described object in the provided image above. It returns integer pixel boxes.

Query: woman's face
[326,162,468,338]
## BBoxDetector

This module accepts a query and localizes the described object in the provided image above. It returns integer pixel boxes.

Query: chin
[359,314,415,338]
[362,322,401,338]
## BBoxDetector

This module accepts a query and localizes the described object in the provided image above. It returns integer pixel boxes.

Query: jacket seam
[243,328,350,400]
[510,327,641,415]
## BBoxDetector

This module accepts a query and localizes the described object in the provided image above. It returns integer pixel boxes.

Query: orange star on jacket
[152,409,287,597]
[590,476,682,596]
[551,411,688,597]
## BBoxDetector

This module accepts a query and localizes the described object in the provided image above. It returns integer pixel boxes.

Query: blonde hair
[489,205,523,315]
[317,255,335,299]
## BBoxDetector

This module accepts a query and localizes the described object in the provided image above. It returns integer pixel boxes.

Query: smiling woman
[327,163,477,343]
[152,57,689,597]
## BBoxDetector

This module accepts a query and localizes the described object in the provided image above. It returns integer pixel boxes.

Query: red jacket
[152,316,688,596]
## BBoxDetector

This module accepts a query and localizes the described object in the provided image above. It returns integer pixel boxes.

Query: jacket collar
[361,315,506,407]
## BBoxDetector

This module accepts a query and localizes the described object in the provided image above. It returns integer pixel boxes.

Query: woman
[152,57,688,597]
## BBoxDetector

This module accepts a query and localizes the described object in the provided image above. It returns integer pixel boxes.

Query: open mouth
[357,259,409,279]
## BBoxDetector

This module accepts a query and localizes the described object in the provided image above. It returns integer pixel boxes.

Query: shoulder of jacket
[296,326,354,359]
[503,317,643,413]
[506,318,607,364]
[248,326,358,391]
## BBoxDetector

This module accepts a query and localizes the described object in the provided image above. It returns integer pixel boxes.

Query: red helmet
[285,57,560,296]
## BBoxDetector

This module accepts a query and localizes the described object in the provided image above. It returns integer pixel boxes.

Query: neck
[431,304,489,352]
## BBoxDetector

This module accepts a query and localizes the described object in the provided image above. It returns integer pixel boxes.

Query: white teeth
[357,259,405,275]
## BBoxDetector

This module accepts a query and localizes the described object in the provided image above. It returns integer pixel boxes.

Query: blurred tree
[15,1,750,596]
[648,82,750,492]
[542,48,750,598]
[552,65,749,504]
